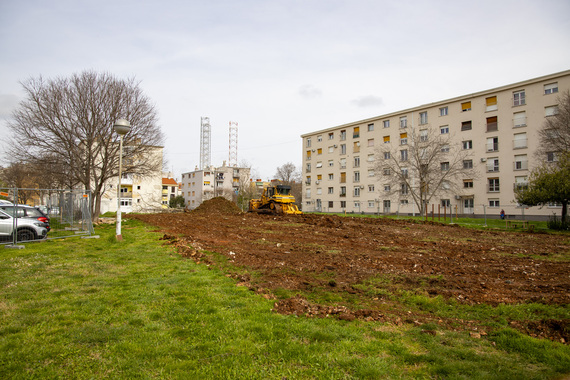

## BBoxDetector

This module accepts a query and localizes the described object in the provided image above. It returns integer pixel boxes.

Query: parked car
[0,209,48,242]
[0,205,51,232]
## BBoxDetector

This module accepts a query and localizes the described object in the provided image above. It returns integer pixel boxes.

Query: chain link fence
[0,188,94,247]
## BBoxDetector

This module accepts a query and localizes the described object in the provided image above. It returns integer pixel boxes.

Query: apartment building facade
[100,146,164,214]
[301,70,570,219]
[180,164,251,209]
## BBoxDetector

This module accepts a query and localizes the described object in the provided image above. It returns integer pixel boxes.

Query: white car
[0,209,48,242]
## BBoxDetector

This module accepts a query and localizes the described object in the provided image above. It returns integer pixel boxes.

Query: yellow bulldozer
[248,185,302,215]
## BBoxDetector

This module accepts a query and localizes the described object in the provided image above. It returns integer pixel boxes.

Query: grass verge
[0,219,568,379]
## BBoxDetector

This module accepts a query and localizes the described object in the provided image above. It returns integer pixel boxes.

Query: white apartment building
[301,70,570,219]
[100,146,164,214]
[180,163,251,209]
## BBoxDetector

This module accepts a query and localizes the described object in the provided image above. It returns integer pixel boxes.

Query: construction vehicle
[248,185,302,215]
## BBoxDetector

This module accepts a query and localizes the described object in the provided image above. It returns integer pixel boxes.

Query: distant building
[162,177,179,208]
[301,70,570,219]
[180,163,251,209]
[100,145,164,214]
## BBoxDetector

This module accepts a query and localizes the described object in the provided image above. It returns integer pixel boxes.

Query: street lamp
[114,118,131,241]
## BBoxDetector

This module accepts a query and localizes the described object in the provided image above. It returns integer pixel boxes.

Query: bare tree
[6,71,165,217]
[0,162,35,204]
[374,127,473,214]
[275,162,301,184]
[536,90,570,159]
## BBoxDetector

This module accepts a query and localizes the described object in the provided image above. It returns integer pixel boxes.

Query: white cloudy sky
[1,0,569,180]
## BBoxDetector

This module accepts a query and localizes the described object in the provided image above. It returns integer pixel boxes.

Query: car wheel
[16,228,36,242]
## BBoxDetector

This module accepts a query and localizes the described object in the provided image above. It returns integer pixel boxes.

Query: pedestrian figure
[500,209,505,220]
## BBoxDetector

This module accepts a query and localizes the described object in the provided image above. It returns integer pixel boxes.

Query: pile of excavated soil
[191,197,242,215]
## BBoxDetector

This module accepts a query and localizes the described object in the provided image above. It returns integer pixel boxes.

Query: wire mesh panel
[0,188,93,245]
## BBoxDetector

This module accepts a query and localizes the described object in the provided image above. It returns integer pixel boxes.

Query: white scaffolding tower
[200,117,211,169]
[229,121,238,167]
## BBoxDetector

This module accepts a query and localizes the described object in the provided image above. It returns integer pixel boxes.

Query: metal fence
[0,188,94,247]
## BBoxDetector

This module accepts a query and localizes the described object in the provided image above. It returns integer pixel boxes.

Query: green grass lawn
[0,220,568,379]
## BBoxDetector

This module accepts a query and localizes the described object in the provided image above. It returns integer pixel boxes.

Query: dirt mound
[192,197,242,215]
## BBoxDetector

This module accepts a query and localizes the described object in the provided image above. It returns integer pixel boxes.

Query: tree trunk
[562,202,568,224]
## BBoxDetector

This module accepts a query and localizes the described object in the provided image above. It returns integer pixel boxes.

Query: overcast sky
[1,0,569,180]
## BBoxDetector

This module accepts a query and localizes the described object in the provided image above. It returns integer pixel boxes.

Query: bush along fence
[0,188,95,247]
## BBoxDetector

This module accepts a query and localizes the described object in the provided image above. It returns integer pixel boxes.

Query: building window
[461,121,472,131]
[354,171,360,182]
[384,151,391,160]
[547,152,558,162]
[354,187,361,197]
[440,126,449,134]
[368,184,375,192]
[400,199,409,205]
[488,178,500,192]
[368,138,374,147]
[463,159,473,169]
[328,146,334,153]
[441,162,450,171]
[383,120,390,128]
[545,105,559,117]
[441,199,451,208]
[419,111,428,125]
[384,185,391,192]
[340,158,347,168]
[368,169,374,177]
[486,116,498,132]
[367,154,374,162]
[306,176,311,185]
[462,140,473,150]
[316,162,323,168]
[486,96,498,112]
[353,141,361,154]
[368,201,375,208]
[383,135,390,144]
[353,127,360,138]
[317,135,323,142]
[400,132,408,145]
[354,156,360,168]
[328,187,334,194]
[340,130,346,140]
[440,106,448,116]
[486,137,499,152]
[544,82,558,95]
[461,101,471,112]
[317,188,322,195]
[513,132,527,149]
[305,188,311,198]
[514,154,528,170]
[441,144,450,153]
[487,158,499,173]
[513,90,525,106]
[328,160,334,167]
[401,168,408,178]
[464,180,473,188]
[328,132,334,140]
[513,111,526,128]
[420,129,428,142]
[317,148,322,155]
[401,183,409,195]
[340,201,346,208]
[328,173,334,180]
[340,186,346,196]
[328,201,333,208]
[340,144,346,155]
[400,149,408,161]
[306,163,311,172]
[489,199,500,208]
[400,116,407,128]
[306,150,312,160]
[368,123,374,132]
[306,138,311,147]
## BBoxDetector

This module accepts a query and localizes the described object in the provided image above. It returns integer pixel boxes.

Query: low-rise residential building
[301,70,570,219]
[162,177,179,207]
[180,163,251,209]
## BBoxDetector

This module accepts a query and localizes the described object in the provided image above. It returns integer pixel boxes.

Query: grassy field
[0,219,568,379]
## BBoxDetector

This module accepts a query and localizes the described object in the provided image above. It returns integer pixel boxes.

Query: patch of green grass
[0,220,568,379]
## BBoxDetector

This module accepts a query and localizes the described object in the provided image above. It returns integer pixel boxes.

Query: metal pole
[116,134,124,240]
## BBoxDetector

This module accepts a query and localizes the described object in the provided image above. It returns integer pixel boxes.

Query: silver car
[0,209,48,242]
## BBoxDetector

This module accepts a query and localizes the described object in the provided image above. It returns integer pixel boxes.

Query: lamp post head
[114,119,131,136]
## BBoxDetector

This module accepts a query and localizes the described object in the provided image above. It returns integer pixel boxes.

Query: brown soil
[129,197,570,343]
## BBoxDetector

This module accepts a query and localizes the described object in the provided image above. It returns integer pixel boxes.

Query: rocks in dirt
[192,197,242,215]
